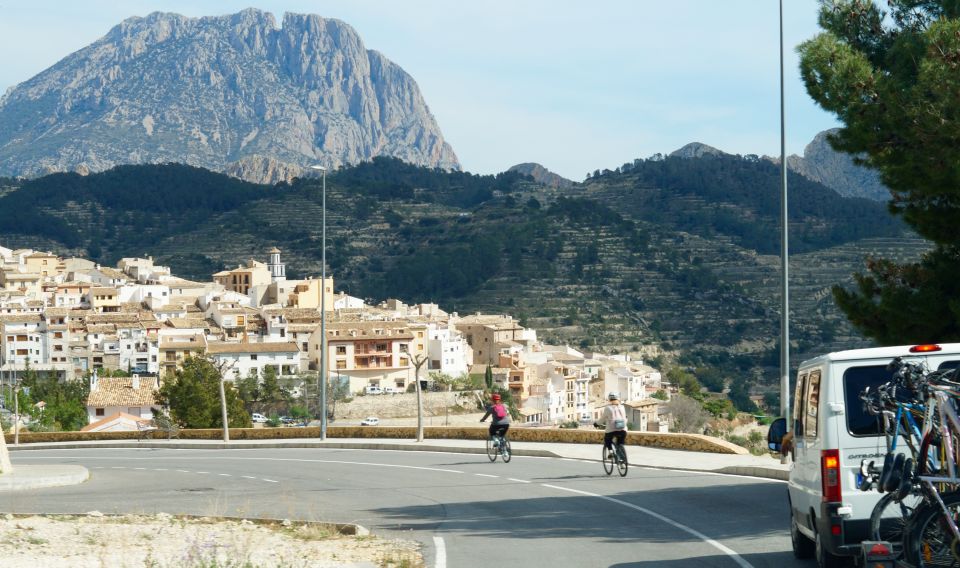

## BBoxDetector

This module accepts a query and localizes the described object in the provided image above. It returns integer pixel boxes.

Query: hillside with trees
[0,156,926,397]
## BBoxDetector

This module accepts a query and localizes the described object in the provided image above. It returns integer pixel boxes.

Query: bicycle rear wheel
[486,436,498,462]
[602,447,613,475]
[870,491,921,553]
[616,444,628,477]
[906,491,960,567]
[501,438,512,463]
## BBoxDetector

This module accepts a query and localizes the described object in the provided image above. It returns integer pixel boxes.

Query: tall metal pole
[313,165,328,441]
[779,0,791,432]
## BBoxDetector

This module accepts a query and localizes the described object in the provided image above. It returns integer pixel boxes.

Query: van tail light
[822,449,842,502]
[910,344,942,353]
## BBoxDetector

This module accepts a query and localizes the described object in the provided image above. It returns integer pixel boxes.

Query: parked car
[768,342,960,566]
[382,386,401,394]
[360,416,380,426]
[251,413,268,424]
[365,386,383,395]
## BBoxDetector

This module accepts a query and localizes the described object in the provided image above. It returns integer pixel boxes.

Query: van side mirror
[767,417,787,452]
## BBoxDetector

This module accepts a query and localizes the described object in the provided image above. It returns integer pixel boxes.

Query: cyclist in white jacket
[595,392,627,457]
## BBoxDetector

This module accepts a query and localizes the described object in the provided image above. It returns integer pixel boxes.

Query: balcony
[354,345,390,355]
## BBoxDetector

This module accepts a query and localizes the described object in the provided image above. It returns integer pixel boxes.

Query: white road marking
[540,484,753,568]
[111,466,125,469]
[474,473,498,478]
[262,478,279,483]
[218,473,231,477]
[134,467,146,470]
[241,476,257,480]
[195,471,209,474]
[433,536,446,568]
[507,478,530,483]
[176,470,190,473]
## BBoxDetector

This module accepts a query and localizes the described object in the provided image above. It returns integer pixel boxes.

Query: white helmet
[607,392,619,401]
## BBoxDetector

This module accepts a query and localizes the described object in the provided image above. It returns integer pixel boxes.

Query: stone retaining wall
[5,426,747,454]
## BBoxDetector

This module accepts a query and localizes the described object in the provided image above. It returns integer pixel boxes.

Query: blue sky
[0,1,837,181]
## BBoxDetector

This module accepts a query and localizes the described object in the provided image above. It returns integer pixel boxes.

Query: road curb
[0,464,89,491]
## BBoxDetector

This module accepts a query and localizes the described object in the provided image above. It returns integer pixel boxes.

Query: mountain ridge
[0,9,458,184]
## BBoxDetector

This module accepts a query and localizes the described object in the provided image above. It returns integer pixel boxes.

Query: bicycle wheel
[486,436,498,462]
[501,438,512,463]
[906,491,960,567]
[602,446,614,475]
[616,444,628,476]
[870,491,921,553]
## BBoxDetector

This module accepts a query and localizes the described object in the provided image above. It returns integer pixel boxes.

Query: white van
[768,343,960,567]
[365,385,383,395]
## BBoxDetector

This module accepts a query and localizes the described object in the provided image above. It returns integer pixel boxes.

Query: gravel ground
[0,513,422,568]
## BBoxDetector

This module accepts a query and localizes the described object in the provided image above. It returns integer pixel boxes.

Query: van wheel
[815,529,845,568]
[791,510,814,559]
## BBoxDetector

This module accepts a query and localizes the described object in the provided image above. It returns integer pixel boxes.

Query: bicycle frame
[914,389,960,544]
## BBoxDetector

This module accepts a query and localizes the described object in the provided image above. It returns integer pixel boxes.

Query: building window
[336,360,346,369]
[336,346,346,355]
[96,408,105,416]
[250,354,258,360]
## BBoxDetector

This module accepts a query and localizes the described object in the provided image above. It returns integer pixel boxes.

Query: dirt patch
[0,513,422,568]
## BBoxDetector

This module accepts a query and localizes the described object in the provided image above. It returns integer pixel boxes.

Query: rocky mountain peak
[786,129,889,201]
[669,142,726,159]
[508,163,575,189]
[0,9,459,183]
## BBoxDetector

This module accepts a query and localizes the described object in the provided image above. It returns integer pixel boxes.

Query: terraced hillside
[0,157,927,390]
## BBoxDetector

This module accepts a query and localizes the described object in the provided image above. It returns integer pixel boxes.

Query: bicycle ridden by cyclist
[480,393,510,444]
[595,392,627,458]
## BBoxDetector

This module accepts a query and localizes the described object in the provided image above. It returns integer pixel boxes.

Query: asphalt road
[4,448,815,568]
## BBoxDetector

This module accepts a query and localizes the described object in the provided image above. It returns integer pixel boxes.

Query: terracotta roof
[263,307,322,321]
[165,278,207,288]
[81,411,150,432]
[326,321,414,340]
[86,377,159,407]
[206,341,300,354]
[0,314,42,324]
[164,318,209,329]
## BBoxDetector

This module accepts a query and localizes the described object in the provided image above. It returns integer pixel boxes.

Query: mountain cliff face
[0,9,459,183]
[786,129,889,202]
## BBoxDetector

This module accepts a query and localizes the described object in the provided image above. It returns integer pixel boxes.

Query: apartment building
[206,341,303,382]
[426,323,470,376]
[158,326,207,377]
[213,259,271,295]
[454,313,535,365]
[23,251,59,278]
[0,313,44,368]
[311,321,415,394]
[87,287,121,313]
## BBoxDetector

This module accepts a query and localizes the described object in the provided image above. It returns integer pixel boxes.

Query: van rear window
[843,365,894,437]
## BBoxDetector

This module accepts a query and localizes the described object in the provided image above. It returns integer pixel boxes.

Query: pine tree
[799,0,960,343]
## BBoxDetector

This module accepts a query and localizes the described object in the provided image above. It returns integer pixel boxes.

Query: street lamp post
[778,0,791,459]
[311,164,328,440]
